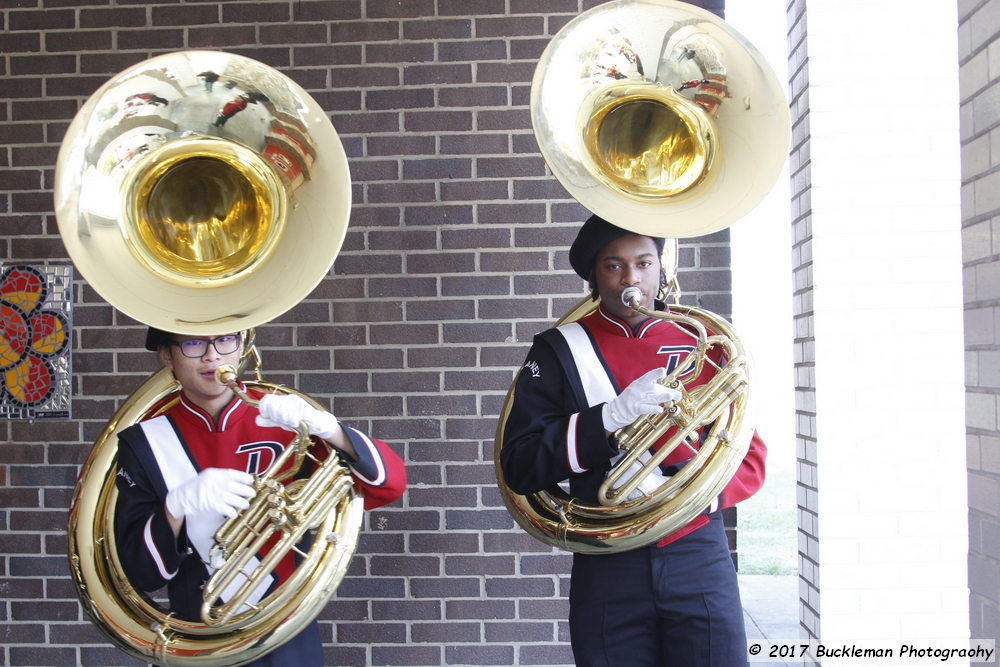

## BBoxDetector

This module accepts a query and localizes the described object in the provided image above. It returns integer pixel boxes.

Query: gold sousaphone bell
[58,52,361,666]
[495,0,789,553]
[55,50,351,334]
[531,0,788,238]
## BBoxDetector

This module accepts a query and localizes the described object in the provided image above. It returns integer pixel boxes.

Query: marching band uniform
[500,215,766,666]
[115,385,406,666]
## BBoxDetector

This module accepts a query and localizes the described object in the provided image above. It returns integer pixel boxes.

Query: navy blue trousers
[568,512,747,667]
[243,619,323,667]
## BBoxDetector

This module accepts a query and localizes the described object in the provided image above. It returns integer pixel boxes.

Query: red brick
[0,123,42,144]
[9,54,77,76]
[368,181,436,204]
[475,15,545,37]
[511,37,551,60]
[8,9,75,31]
[404,19,471,41]
[293,45,363,68]
[404,204,474,226]
[261,23,327,45]
[440,179,509,201]
[439,0,505,15]
[403,109,472,132]
[438,86,508,107]
[404,156,472,181]
[80,52,148,75]
[366,87,435,111]
[293,1,361,22]
[330,20,397,43]
[403,63,472,86]
[189,25,256,47]
[367,0,434,19]
[222,2,290,23]
[331,111,400,134]
[511,0,577,13]
[440,132,509,154]
[118,28,184,50]
[44,30,113,52]
[79,7,147,28]
[440,39,506,62]
[327,64,399,88]
[366,42,435,63]
[477,60,536,83]
[0,32,41,53]
[151,4,219,26]
[366,135,432,157]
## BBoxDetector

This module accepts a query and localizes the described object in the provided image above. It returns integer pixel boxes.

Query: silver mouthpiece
[621,287,642,308]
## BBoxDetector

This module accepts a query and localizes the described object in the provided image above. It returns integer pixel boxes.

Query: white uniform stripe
[144,515,178,580]
[218,400,240,432]
[598,308,632,337]
[180,399,214,431]
[566,413,585,473]
[142,417,198,492]
[556,323,618,407]
[347,428,386,486]
[138,416,273,608]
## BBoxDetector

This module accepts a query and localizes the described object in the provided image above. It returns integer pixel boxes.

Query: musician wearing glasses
[113,328,406,667]
[500,215,767,667]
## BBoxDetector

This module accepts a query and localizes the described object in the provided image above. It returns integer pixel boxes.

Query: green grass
[737,469,798,575]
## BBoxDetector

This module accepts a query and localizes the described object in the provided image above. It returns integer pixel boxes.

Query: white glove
[602,367,682,431]
[165,468,255,520]
[255,393,341,440]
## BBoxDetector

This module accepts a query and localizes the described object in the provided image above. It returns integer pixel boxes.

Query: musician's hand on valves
[602,367,682,431]
[165,468,256,520]
[256,392,342,440]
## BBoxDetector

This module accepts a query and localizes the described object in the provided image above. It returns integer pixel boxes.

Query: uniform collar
[592,303,665,339]
[176,381,250,433]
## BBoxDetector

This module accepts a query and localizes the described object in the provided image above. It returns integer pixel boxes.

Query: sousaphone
[495,0,789,553]
[57,51,361,666]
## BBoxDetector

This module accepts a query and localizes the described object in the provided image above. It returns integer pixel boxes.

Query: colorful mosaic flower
[0,266,70,408]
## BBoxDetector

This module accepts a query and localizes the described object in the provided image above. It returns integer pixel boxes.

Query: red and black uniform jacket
[114,386,406,621]
[500,303,766,546]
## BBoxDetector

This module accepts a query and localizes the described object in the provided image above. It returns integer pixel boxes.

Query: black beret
[144,327,174,351]
[568,214,665,280]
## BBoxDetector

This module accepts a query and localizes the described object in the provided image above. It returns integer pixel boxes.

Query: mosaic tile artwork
[0,264,73,420]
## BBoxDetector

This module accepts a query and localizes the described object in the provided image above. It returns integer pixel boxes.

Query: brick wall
[785,0,818,644]
[0,1,733,665]
[960,0,1000,644]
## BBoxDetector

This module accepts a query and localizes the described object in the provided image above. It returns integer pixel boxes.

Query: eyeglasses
[169,335,241,358]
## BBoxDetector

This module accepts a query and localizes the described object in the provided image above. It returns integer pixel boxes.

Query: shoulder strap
[553,322,618,407]
[137,416,273,608]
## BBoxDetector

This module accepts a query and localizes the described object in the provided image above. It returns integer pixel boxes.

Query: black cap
[144,327,174,351]
[568,214,665,280]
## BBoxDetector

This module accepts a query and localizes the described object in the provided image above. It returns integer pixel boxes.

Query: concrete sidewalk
[741,574,801,666]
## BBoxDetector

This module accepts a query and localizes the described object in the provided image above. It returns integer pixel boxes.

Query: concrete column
[788,0,969,653]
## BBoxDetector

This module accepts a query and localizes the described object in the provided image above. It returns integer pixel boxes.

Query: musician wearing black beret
[500,214,767,666]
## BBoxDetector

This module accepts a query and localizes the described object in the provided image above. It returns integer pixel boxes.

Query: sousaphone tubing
[58,51,361,666]
[496,0,789,553]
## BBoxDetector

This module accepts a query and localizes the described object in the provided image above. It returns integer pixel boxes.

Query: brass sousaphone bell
[495,0,789,553]
[57,52,361,666]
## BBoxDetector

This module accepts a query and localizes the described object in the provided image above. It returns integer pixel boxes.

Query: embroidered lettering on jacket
[656,345,698,377]
[117,467,136,488]
[524,360,541,378]
[236,441,284,476]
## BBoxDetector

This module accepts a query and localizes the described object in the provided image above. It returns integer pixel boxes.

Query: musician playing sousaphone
[114,327,406,667]
[499,215,767,666]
